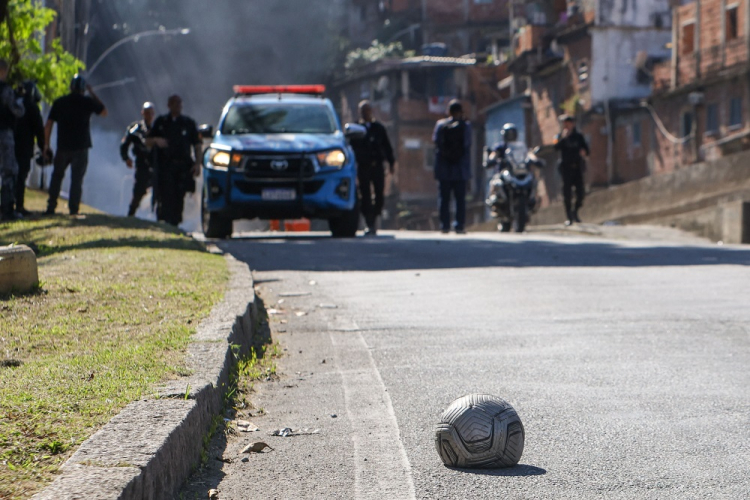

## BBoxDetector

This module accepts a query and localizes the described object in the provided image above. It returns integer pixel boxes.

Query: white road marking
[329,323,417,500]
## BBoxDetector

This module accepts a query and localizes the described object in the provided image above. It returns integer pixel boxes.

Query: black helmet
[23,81,42,104]
[501,123,518,142]
[70,74,86,93]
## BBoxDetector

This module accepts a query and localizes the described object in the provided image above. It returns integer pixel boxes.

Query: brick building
[333,56,508,228]
[500,0,672,208]
[346,0,512,56]
[649,0,750,173]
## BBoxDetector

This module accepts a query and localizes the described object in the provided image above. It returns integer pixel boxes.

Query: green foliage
[0,0,84,102]
[345,40,405,73]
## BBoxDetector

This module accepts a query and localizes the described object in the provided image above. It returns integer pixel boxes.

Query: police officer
[44,74,108,216]
[0,58,26,221]
[121,102,155,217]
[13,81,44,216]
[349,100,395,236]
[433,99,471,234]
[147,95,202,227]
[554,115,589,226]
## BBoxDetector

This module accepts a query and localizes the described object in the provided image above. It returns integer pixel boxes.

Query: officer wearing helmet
[44,74,108,216]
[121,102,156,217]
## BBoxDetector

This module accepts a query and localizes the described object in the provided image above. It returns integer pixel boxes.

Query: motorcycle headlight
[317,149,347,169]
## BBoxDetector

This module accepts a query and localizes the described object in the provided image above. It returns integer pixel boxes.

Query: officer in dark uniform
[13,81,44,216]
[554,115,589,226]
[120,102,155,216]
[349,100,395,236]
[147,95,202,227]
[0,58,26,221]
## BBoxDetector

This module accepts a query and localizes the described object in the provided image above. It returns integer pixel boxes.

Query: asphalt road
[180,230,750,500]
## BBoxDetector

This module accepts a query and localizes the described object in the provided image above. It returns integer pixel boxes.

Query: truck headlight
[208,149,231,170]
[317,149,347,169]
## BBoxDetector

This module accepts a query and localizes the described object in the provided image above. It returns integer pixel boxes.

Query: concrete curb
[33,253,258,500]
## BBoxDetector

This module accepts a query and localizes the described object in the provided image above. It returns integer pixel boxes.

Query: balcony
[672,38,749,89]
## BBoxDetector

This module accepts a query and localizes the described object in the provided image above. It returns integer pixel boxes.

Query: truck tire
[202,191,233,239]
[329,200,360,238]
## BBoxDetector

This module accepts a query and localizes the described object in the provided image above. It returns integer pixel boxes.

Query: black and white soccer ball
[435,394,525,468]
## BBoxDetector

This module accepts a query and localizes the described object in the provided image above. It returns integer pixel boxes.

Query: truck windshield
[222,103,337,134]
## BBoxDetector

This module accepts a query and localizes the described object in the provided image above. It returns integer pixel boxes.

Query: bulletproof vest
[0,82,16,131]
[129,122,150,160]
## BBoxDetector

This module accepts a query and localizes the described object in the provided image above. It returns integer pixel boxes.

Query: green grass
[0,190,229,499]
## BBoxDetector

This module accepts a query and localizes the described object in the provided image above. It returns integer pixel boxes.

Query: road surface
[180,230,750,499]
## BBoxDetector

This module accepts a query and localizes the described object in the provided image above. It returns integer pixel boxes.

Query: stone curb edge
[32,252,257,500]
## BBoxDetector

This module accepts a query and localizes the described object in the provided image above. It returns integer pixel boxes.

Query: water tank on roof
[421,43,449,57]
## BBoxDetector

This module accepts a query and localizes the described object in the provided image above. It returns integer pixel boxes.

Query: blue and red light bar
[233,85,326,96]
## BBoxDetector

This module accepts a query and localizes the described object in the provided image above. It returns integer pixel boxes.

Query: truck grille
[241,153,315,179]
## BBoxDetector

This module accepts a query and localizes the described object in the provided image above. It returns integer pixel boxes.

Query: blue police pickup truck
[201,85,365,238]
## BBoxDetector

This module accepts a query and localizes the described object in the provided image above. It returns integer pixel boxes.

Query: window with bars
[729,97,743,127]
[706,103,719,134]
[632,122,642,147]
[726,5,739,42]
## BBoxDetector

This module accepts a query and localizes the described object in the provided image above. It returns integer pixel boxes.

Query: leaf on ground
[242,441,274,453]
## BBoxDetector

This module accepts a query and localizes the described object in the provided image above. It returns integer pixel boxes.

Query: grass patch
[0,190,229,499]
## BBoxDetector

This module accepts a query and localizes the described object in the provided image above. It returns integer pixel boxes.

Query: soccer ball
[434,394,525,468]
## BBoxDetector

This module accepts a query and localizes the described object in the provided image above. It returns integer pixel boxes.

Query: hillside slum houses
[334,0,750,229]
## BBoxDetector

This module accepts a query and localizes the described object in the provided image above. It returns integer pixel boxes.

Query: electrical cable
[643,102,693,144]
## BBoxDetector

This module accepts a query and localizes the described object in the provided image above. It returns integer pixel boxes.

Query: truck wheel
[329,201,360,238]
[202,191,233,239]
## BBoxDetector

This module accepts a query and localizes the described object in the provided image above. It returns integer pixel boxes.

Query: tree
[0,0,83,102]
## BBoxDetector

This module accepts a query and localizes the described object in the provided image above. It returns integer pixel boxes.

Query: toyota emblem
[270,160,289,171]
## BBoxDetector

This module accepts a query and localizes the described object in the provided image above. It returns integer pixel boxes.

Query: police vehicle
[202,85,365,238]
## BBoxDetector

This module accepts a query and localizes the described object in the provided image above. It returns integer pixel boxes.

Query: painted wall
[590,28,672,103]
[596,0,672,28]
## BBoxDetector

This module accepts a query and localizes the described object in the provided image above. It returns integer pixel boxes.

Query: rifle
[150,146,161,214]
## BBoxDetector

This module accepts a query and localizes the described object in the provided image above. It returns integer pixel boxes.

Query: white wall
[596,0,672,28]
[590,28,672,103]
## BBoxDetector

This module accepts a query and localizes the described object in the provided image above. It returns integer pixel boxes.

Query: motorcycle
[484,141,545,233]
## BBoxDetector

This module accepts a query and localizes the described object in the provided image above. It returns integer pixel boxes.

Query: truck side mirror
[198,124,214,139]
[344,123,367,141]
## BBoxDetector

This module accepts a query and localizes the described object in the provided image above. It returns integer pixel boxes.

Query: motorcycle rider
[486,123,519,169]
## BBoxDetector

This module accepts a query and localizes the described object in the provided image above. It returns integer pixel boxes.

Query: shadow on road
[449,464,547,477]
[219,233,750,271]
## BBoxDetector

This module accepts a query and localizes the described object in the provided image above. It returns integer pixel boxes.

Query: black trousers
[560,166,585,217]
[47,149,88,214]
[358,163,385,228]
[14,153,31,211]
[128,164,152,216]
[439,179,467,231]
[157,163,190,226]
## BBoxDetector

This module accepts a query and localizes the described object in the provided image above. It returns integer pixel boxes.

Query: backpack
[440,119,466,165]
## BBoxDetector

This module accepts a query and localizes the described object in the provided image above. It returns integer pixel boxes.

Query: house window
[632,122,642,147]
[474,0,493,4]
[729,97,743,127]
[682,111,693,137]
[681,23,695,55]
[726,5,739,41]
[706,103,719,134]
